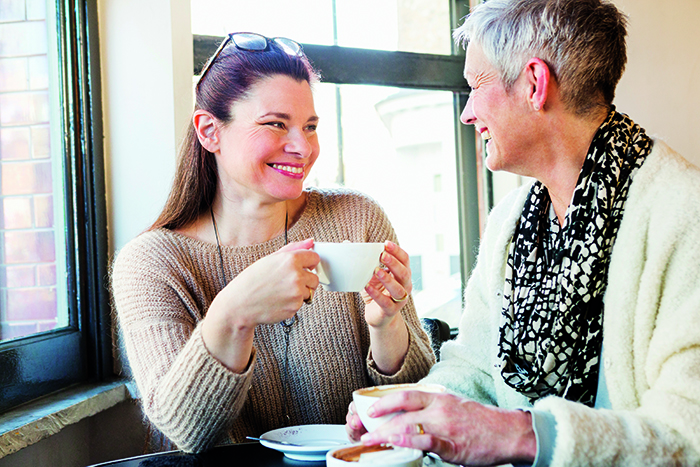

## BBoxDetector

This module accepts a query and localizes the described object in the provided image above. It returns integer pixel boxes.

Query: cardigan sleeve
[111,235,255,452]
[532,142,700,466]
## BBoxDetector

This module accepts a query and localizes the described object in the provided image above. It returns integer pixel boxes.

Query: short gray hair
[455,0,628,116]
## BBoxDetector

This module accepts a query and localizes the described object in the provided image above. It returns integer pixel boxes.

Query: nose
[285,128,313,158]
[460,94,476,125]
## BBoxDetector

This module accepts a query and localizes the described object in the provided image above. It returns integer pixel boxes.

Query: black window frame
[192,0,480,309]
[0,0,110,413]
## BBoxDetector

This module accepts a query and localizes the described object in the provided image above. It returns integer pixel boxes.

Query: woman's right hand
[222,237,320,325]
[345,401,368,442]
[202,238,319,372]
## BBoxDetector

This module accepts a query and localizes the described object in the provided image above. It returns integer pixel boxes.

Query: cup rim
[353,383,446,397]
[313,241,385,248]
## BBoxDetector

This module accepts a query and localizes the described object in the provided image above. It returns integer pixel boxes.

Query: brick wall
[0,0,59,341]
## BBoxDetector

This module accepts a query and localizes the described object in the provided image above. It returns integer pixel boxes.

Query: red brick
[2,196,33,229]
[31,124,50,158]
[3,230,56,263]
[37,263,55,286]
[0,323,40,342]
[6,287,57,320]
[28,56,48,90]
[34,194,53,227]
[0,0,25,23]
[27,0,47,22]
[0,57,28,92]
[0,126,31,160]
[3,265,36,287]
[1,160,53,195]
[29,91,49,123]
[0,91,49,126]
[0,22,48,57]
[37,320,59,332]
[0,93,31,126]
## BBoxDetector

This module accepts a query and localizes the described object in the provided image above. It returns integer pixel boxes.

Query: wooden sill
[0,380,136,459]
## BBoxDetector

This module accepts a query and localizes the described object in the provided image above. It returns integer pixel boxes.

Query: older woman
[348,0,700,465]
[111,32,434,453]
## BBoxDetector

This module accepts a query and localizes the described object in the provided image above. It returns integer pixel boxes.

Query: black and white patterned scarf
[498,109,652,406]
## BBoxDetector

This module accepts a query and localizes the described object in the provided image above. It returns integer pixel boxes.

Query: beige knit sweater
[111,187,435,453]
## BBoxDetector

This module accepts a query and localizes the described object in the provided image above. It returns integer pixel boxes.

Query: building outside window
[0,0,67,343]
[0,0,109,412]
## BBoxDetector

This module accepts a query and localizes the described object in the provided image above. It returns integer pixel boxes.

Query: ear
[193,109,220,153]
[524,57,550,112]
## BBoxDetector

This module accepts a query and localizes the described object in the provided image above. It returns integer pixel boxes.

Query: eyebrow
[261,111,319,123]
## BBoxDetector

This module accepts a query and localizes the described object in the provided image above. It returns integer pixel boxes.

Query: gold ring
[416,423,425,435]
[390,291,408,303]
[304,288,314,305]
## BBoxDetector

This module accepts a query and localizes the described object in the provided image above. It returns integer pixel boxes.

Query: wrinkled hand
[362,241,412,328]
[218,238,319,327]
[358,391,537,466]
[345,401,367,442]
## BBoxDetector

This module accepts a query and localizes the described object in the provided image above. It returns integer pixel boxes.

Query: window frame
[192,0,480,311]
[0,0,110,413]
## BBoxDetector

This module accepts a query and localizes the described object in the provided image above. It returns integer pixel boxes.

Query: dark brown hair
[149,38,320,231]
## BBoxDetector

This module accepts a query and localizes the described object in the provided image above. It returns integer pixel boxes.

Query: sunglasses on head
[196,32,304,91]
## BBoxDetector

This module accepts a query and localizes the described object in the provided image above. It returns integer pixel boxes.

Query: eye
[264,121,286,129]
[306,123,318,132]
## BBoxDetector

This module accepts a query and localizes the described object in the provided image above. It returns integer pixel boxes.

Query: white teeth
[272,164,303,174]
[482,130,492,142]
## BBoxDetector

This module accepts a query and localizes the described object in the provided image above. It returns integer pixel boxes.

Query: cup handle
[316,262,330,285]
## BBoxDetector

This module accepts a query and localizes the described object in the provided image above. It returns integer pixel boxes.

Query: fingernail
[381,252,390,263]
[374,267,385,278]
[367,406,375,417]
[360,433,371,443]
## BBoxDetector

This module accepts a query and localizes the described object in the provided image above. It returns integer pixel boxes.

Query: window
[191,0,479,328]
[0,0,109,412]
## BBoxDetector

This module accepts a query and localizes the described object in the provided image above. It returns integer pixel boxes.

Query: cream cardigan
[422,140,700,465]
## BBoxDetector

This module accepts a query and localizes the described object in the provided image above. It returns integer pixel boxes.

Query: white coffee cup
[314,242,385,292]
[352,383,446,433]
[326,444,423,466]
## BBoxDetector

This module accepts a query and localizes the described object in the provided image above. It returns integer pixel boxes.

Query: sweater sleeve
[111,235,255,452]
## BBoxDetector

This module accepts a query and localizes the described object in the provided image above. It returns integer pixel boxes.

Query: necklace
[209,205,297,424]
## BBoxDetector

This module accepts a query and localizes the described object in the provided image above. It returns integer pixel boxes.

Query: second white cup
[352,383,446,433]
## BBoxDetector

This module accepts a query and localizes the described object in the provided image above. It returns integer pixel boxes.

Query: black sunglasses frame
[196,32,303,91]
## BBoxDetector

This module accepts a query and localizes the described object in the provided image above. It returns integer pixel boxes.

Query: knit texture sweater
[422,139,700,465]
[111,187,435,453]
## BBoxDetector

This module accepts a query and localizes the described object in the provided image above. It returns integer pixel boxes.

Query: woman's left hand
[361,241,412,374]
[359,391,537,466]
[362,240,412,328]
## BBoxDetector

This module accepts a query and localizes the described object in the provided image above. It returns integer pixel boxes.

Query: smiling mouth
[269,163,304,175]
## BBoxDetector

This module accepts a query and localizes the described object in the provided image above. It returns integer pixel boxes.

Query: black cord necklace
[210,205,297,424]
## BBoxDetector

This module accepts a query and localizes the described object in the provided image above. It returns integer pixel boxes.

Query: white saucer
[258,424,351,461]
